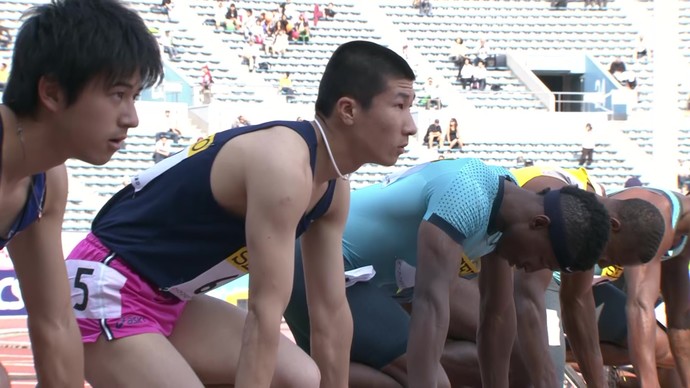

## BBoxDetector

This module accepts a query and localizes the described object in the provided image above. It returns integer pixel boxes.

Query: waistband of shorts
[84,232,110,253]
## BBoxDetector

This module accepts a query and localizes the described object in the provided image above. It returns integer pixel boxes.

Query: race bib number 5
[66,260,127,319]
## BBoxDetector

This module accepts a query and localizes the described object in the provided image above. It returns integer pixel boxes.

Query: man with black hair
[610,189,690,387]
[66,40,417,387]
[284,158,612,387]
[0,0,163,385]
[440,166,667,388]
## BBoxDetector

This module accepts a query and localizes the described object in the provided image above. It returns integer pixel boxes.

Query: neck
[496,182,544,232]
[312,115,359,183]
[0,106,67,184]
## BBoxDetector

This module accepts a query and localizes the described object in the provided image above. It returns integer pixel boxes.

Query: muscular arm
[477,252,515,388]
[7,165,85,387]
[560,269,606,388]
[407,221,461,388]
[235,157,312,388]
[299,179,352,388]
[625,256,663,388]
[513,269,559,388]
[661,253,690,387]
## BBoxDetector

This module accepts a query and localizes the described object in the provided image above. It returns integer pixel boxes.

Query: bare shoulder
[43,164,68,216]
[211,125,313,212]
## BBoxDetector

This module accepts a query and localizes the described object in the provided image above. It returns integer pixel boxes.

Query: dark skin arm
[560,269,606,387]
[407,221,461,388]
[513,268,559,388]
[625,255,663,388]
[661,251,690,387]
[477,251,516,388]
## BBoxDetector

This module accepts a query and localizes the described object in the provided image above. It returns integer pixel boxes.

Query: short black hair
[559,186,611,271]
[615,198,665,264]
[315,40,415,117]
[3,0,163,117]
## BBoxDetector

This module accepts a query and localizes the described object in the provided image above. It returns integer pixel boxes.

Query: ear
[37,75,64,113]
[335,96,356,126]
[530,214,551,229]
[610,217,621,232]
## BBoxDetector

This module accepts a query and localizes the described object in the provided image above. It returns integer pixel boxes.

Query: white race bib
[67,260,127,319]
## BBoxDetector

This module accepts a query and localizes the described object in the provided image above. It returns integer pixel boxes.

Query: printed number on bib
[66,260,127,319]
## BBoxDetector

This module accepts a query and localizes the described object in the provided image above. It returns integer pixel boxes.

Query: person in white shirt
[578,123,595,166]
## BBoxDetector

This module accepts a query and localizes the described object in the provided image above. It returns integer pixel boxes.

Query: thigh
[169,294,319,387]
[350,362,403,388]
[85,333,202,388]
[286,250,409,371]
[348,282,410,370]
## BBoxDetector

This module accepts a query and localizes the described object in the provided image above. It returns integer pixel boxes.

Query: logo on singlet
[601,265,623,280]
[459,255,480,276]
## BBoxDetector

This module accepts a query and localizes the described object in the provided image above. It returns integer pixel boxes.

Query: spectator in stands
[200,65,213,104]
[475,38,490,65]
[271,28,288,57]
[163,110,182,143]
[214,0,227,31]
[0,63,8,91]
[224,3,239,31]
[160,30,180,61]
[324,2,336,19]
[578,123,595,167]
[241,38,261,73]
[624,175,643,188]
[635,36,648,63]
[446,118,462,150]
[422,77,442,110]
[0,25,10,49]
[282,0,298,20]
[609,58,626,76]
[313,4,323,26]
[231,115,251,128]
[153,136,172,163]
[151,0,171,17]
[451,37,469,81]
[267,8,281,34]
[295,14,310,44]
[609,58,637,90]
[241,9,254,36]
[473,60,487,91]
[459,57,475,90]
[279,72,297,102]
[424,119,443,149]
[249,18,266,46]
[418,0,432,16]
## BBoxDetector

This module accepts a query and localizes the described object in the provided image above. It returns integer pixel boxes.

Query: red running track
[0,317,296,387]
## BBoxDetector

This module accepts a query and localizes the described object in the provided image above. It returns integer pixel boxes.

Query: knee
[275,359,320,388]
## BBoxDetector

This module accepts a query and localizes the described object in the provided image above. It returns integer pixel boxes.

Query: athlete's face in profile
[498,225,559,272]
[55,73,142,165]
[354,77,418,166]
[600,237,650,267]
